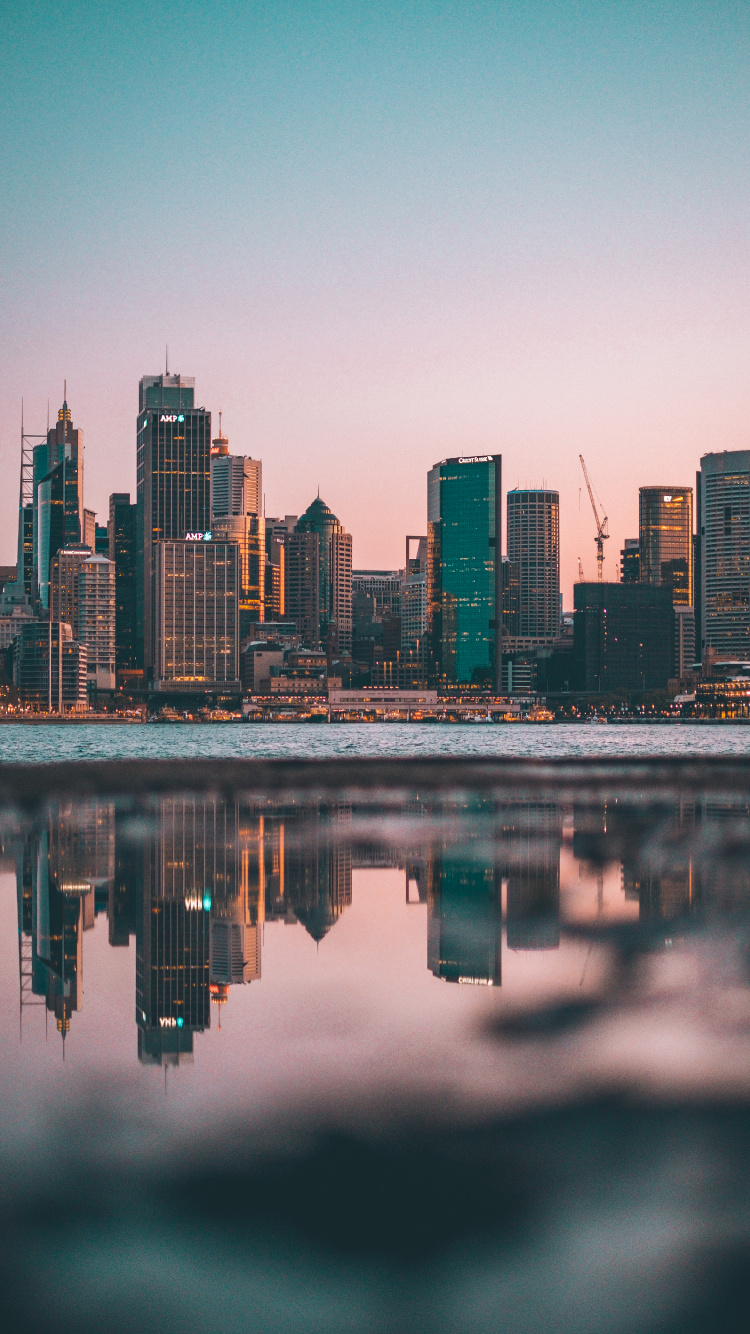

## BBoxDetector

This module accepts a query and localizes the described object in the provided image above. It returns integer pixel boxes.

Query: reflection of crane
[579,455,609,582]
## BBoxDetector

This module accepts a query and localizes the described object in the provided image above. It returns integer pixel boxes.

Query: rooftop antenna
[165,345,169,376]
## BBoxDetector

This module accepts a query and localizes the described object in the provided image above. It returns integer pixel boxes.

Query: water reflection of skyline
[11,793,748,1064]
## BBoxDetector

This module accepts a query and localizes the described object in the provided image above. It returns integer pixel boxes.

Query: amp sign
[160,414,185,423]
[185,532,212,542]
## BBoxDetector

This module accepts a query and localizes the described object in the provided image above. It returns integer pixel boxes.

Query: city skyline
[3,3,750,601]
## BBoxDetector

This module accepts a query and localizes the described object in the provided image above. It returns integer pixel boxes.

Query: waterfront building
[698,451,750,659]
[573,582,675,692]
[108,493,137,672]
[36,396,85,611]
[427,455,502,688]
[506,488,560,644]
[620,539,640,583]
[295,497,353,656]
[136,373,211,678]
[401,537,428,657]
[639,487,693,604]
[152,540,240,700]
[240,641,284,694]
[76,554,116,694]
[13,621,87,710]
[50,546,92,625]
[284,531,320,646]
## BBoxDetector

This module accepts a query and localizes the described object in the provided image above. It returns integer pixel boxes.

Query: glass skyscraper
[638,487,693,606]
[427,455,502,687]
[136,374,211,676]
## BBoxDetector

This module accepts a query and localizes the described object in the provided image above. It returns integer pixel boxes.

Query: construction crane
[578,557,585,583]
[579,455,609,582]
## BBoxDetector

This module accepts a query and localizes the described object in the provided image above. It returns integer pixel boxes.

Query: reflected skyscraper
[501,804,561,951]
[427,831,502,985]
[136,798,216,1065]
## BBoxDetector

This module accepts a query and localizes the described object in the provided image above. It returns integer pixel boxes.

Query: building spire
[165,344,169,376]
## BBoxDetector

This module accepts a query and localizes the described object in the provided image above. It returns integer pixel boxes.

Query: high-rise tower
[638,487,693,605]
[136,373,211,676]
[294,497,352,656]
[506,489,560,644]
[427,455,502,687]
[698,451,750,659]
[36,395,85,611]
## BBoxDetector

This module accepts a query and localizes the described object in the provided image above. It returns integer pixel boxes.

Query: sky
[2,0,749,601]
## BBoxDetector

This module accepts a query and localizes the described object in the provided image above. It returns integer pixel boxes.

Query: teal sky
[2,1,749,594]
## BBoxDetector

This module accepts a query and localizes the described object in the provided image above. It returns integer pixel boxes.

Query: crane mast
[579,455,609,582]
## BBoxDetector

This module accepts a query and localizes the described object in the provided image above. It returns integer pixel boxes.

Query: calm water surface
[0,719,749,762]
[3,766,750,1331]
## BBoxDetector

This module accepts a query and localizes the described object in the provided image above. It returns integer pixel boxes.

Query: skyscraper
[427,455,502,688]
[506,489,560,644]
[36,396,85,612]
[136,373,211,676]
[295,497,353,656]
[639,487,693,605]
[108,493,137,673]
[284,531,319,645]
[698,452,750,659]
[152,539,240,700]
[209,425,264,638]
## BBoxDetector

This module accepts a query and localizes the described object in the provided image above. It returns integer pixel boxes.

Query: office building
[83,508,96,551]
[639,487,693,605]
[76,554,116,694]
[210,438,262,519]
[620,539,640,583]
[501,556,520,636]
[698,451,750,659]
[295,497,353,656]
[427,455,502,687]
[283,531,319,649]
[50,546,91,626]
[13,621,87,710]
[401,536,428,657]
[152,540,240,698]
[36,396,85,611]
[108,493,137,673]
[136,373,211,677]
[211,513,265,639]
[351,571,402,617]
[506,489,560,644]
[573,583,675,692]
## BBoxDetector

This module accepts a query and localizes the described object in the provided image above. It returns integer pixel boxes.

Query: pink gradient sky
[2,2,750,602]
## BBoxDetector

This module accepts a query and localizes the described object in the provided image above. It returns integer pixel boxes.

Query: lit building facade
[506,489,560,644]
[152,540,240,697]
[427,455,502,687]
[639,487,693,605]
[136,374,211,678]
[76,554,116,693]
[36,397,85,611]
[294,498,353,656]
[698,451,750,659]
[620,539,640,583]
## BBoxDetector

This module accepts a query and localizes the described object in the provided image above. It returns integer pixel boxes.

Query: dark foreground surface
[4,757,750,1332]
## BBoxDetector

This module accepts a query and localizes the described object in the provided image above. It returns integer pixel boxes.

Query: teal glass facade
[427,456,502,686]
